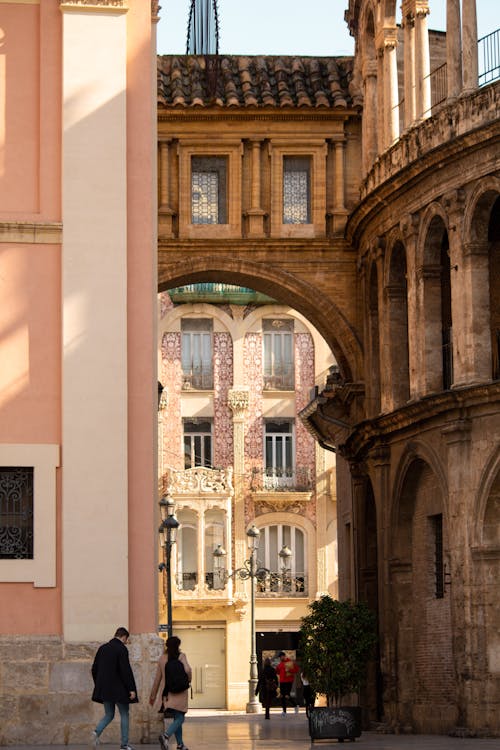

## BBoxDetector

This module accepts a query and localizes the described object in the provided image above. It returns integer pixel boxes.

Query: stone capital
[228,388,250,416]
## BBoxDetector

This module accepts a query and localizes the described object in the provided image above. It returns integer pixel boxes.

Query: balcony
[169,283,276,305]
[250,466,313,493]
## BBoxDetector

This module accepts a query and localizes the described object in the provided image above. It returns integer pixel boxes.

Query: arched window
[205,509,225,590]
[256,524,307,596]
[177,509,198,590]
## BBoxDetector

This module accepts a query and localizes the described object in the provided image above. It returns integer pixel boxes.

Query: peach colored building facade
[0,0,158,743]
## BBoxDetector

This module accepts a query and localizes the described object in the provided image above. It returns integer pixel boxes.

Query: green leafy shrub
[300,595,377,706]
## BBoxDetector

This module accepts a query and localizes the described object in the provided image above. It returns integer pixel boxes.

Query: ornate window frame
[0,444,59,587]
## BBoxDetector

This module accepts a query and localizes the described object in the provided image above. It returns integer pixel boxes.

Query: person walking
[275,651,299,716]
[157,636,192,750]
[255,658,278,719]
[149,644,168,716]
[300,671,316,717]
[91,626,138,750]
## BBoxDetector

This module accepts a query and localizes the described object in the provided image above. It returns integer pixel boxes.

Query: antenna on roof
[186,0,220,55]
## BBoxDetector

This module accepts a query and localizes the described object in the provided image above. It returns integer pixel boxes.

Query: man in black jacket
[91,627,138,750]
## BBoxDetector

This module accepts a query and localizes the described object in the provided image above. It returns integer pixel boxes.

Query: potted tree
[299,595,377,743]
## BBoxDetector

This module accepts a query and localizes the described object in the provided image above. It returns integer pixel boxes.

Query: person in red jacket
[275,651,299,715]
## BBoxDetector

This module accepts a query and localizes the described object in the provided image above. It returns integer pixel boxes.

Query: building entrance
[175,625,226,708]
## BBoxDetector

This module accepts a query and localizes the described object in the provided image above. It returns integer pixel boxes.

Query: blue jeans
[166,709,185,746]
[95,701,129,746]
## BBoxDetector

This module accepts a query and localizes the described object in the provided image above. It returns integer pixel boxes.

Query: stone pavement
[5,710,498,750]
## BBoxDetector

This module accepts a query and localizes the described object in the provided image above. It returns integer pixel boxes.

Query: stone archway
[158,254,363,383]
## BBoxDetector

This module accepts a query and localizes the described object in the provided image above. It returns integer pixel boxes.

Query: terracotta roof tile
[157,54,358,110]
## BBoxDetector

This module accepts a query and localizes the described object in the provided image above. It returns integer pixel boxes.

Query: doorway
[175,625,226,708]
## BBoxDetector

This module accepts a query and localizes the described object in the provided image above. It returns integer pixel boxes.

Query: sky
[157,0,498,57]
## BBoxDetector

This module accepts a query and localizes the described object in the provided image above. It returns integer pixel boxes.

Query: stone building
[0,0,498,743]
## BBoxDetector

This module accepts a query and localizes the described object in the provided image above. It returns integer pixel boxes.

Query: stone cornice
[60,0,128,11]
[346,82,500,246]
[342,382,500,460]
[158,109,356,124]
[0,221,62,244]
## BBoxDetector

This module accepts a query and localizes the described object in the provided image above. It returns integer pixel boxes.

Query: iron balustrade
[250,466,313,492]
[479,28,500,86]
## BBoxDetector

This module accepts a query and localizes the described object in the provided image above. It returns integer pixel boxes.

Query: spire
[186,0,220,55]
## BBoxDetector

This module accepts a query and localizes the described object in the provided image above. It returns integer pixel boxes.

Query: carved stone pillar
[402,5,416,127]
[446,0,462,100]
[414,4,431,119]
[382,32,400,146]
[228,388,249,569]
[158,139,175,238]
[331,137,348,233]
[245,139,265,236]
[459,241,491,383]
[400,212,421,398]
[442,189,466,386]
[362,60,378,173]
[462,0,478,92]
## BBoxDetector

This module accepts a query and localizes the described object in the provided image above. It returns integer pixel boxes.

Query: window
[183,420,213,469]
[0,467,33,560]
[177,509,198,591]
[181,318,213,389]
[283,156,310,224]
[256,524,306,596]
[191,156,227,224]
[431,514,445,598]
[263,319,294,390]
[204,509,226,590]
[264,420,294,489]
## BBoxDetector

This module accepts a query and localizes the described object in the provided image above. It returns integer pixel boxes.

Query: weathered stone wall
[0,634,164,746]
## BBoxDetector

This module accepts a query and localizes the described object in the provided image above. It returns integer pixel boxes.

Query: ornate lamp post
[213,526,293,713]
[158,493,180,638]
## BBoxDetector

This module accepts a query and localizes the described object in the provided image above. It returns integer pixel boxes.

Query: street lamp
[213,526,293,713]
[158,493,180,638]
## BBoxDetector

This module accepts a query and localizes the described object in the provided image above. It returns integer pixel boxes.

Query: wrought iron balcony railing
[169,283,276,305]
[250,466,313,492]
[182,365,214,390]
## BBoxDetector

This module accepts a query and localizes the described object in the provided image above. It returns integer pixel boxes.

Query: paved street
[6,711,497,750]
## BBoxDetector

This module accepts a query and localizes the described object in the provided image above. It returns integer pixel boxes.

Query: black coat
[255,664,278,705]
[91,637,138,704]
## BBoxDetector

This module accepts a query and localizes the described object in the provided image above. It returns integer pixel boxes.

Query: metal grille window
[431,513,445,598]
[263,319,294,390]
[181,318,213,389]
[191,156,227,224]
[257,524,307,596]
[283,156,311,224]
[0,467,34,559]
[264,420,294,489]
[183,420,213,469]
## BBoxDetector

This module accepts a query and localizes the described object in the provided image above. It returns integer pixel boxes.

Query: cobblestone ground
[6,711,498,750]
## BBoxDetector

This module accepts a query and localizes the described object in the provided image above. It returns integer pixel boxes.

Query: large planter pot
[308,706,362,742]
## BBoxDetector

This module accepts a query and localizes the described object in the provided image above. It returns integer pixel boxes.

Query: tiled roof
[157,54,361,110]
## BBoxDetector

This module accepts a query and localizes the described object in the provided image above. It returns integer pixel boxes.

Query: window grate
[0,467,34,559]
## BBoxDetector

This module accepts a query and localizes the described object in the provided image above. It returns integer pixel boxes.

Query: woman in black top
[255,658,278,719]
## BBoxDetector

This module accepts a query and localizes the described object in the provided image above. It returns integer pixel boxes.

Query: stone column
[245,139,265,236]
[331,137,348,233]
[442,189,466,387]
[400,212,421,398]
[228,388,250,571]
[159,138,175,238]
[383,32,400,146]
[441,419,474,728]
[462,0,478,92]
[446,0,462,100]
[459,241,491,383]
[402,4,416,127]
[362,60,379,172]
[414,4,431,119]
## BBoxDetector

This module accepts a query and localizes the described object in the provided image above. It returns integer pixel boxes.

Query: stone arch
[157,255,362,383]
[358,1,379,170]
[474,445,500,548]
[386,238,410,407]
[419,206,452,392]
[390,447,456,731]
[463,178,500,380]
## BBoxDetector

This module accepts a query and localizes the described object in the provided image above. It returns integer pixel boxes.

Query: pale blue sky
[157,0,498,56]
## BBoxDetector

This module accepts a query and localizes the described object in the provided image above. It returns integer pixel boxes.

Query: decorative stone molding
[60,0,128,9]
[0,221,62,244]
[165,466,234,495]
[228,387,250,416]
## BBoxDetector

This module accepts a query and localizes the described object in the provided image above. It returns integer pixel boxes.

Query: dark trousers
[279,681,296,712]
